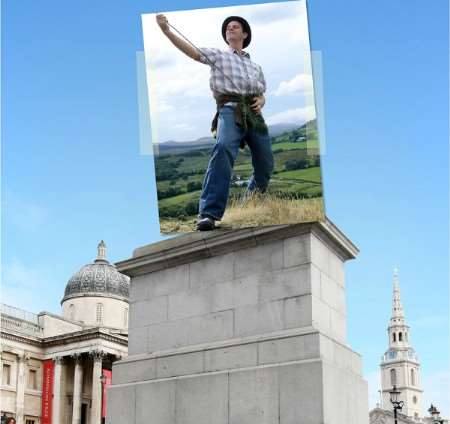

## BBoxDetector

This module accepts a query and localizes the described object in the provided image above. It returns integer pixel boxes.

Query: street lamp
[428,404,444,424]
[389,385,404,424]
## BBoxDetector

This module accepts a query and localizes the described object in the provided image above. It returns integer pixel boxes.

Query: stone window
[413,395,418,404]
[2,363,11,385]
[96,303,104,325]
[399,332,403,341]
[69,304,75,320]
[411,369,415,386]
[28,369,37,390]
[393,332,396,342]
[390,368,396,386]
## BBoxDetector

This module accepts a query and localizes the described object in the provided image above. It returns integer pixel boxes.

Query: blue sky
[2,0,448,416]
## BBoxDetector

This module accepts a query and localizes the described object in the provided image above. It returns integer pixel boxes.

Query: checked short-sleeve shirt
[197,47,266,96]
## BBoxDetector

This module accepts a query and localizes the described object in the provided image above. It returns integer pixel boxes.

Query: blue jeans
[199,105,274,220]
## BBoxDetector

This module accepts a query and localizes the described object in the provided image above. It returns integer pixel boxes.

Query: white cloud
[273,73,313,96]
[156,99,174,112]
[245,1,304,25]
[173,123,195,131]
[151,68,210,99]
[266,105,315,126]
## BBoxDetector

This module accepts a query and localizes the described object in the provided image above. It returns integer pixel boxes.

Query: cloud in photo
[246,2,303,25]
[273,73,314,96]
[266,105,316,126]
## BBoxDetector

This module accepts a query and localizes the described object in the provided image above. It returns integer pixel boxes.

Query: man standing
[156,14,273,231]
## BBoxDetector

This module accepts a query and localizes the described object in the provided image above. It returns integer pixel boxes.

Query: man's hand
[251,94,265,115]
[156,14,170,33]
[155,15,200,61]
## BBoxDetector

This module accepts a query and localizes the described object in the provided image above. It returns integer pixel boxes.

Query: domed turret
[61,241,130,329]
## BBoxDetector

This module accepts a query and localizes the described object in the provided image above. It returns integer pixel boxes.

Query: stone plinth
[107,220,368,424]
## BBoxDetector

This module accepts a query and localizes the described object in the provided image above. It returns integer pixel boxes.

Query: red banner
[102,369,112,418]
[41,359,54,424]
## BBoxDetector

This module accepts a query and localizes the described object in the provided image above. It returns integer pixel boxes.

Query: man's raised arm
[156,14,201,62]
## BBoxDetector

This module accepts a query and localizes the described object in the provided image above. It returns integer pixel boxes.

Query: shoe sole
[196,223,215,231]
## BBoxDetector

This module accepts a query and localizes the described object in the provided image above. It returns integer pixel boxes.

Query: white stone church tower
[380,268,423,421]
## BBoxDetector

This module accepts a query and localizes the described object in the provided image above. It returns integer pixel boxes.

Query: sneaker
[196,216,215,231]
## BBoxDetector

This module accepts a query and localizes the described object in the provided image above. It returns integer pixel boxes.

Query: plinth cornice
[116,218,358,277]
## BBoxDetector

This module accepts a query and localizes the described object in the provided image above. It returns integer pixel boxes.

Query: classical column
[90,351,104,424]
[15,353,28,424]
[52,356,64,423]
[72,354,83,424]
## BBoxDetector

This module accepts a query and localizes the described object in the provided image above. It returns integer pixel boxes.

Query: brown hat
[222,16,251,49]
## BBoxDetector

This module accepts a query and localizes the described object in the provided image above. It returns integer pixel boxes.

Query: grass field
[272,140,320,150]
[275,167,322,183]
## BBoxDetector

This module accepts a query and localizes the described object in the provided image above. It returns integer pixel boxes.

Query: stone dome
[61,241,130,303]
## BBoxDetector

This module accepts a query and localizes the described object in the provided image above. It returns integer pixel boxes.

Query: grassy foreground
[159,193,324,234]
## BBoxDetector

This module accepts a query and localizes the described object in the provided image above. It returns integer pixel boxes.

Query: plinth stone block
[108,220,368,424]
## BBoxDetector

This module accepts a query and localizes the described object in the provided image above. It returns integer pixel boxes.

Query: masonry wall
[127,232,347,356]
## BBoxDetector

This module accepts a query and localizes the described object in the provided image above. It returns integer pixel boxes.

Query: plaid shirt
[197,47,266,96]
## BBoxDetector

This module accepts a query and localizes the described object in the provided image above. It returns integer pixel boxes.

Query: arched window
[399,332,403,341]
[69,304,75,320]
[124,308,128,327]
[393,333,396,342]
[96,303,104,325]
[390,369,397,386]
[411,369,415,386]
[405,332,408,341]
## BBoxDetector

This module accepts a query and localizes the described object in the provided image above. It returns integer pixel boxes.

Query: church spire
[391,266,405,325]
[380,267,422,420]
[388,267,409,348]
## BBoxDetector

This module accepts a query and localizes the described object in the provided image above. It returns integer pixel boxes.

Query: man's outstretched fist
[156,14,170,33]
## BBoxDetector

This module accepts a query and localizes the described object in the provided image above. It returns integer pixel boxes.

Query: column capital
[71,353,83,365]
[18,352,30,363]
[90,350,105,362]
[53,355,64,365]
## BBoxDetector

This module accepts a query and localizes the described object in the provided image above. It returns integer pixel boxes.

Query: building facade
[1,242,129,424]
